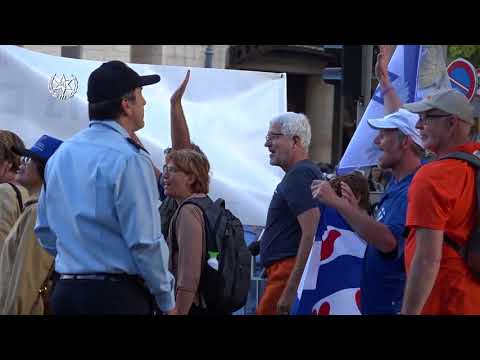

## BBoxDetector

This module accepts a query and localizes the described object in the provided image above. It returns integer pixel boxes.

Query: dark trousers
[51,278,157,315]
[188,303,231,316]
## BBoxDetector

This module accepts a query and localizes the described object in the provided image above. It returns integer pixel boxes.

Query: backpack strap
[170,197,211,308]
[175,196,221,251]
[440,151,480,169]
[7,183,23,213]
[438,151,480,256]
[24,199,38,208]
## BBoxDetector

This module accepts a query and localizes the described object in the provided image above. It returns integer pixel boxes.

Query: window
[61,46,82,59]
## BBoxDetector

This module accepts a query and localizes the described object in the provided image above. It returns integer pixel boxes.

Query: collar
[391,166,420,186]
[89,120,130,138]
[89,120,150,154]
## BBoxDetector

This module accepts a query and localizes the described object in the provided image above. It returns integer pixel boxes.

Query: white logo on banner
[48,74,78,100]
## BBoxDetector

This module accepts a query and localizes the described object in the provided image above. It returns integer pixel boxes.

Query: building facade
[22,45,349,166]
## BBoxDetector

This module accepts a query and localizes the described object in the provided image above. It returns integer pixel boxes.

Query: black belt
[59,273,141,282]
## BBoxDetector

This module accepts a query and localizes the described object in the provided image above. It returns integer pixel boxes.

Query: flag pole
[356,45,374,125]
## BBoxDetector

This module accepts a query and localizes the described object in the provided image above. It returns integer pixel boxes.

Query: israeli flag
[337,45,422,174]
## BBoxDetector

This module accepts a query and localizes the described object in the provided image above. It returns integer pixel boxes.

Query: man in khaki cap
[400,88,480,314]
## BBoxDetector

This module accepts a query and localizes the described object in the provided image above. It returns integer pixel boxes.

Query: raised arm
[311,180,398,253]
[375,45,402,114]
[171,70,192,150]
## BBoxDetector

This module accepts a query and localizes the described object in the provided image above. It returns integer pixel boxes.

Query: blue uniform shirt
[360,171,417,315]
[35,120,175,312]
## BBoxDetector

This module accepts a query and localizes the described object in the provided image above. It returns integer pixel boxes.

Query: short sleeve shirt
[405,143,480,315]
[260,160,323,268]
[360,171,417,314]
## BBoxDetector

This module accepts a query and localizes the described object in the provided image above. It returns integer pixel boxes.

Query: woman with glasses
[0,135,62,314]
[163,149,212,315]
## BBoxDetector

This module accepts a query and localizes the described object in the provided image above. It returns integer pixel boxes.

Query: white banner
[0,45,287,226]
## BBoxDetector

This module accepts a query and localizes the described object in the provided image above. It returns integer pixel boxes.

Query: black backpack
[439,151,480,278]
[160,196,178,241]
[171,196,251,313]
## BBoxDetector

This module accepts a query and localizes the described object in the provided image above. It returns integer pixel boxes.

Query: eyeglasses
[418,113,451,125]
[21,156,32,164]
[265,132,285,142]
[162,165,183,175]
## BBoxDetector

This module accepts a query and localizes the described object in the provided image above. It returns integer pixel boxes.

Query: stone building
[21,45,348,165]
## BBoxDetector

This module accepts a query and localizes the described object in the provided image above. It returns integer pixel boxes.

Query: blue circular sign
[447,58,477,101]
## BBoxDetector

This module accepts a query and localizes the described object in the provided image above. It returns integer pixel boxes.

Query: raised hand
[375,45,390,87]
[170,70,190,105]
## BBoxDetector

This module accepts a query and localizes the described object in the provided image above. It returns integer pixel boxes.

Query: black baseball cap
[87,60,161,103]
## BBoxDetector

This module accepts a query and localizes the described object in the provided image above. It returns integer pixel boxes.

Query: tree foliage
[448,45,480,66]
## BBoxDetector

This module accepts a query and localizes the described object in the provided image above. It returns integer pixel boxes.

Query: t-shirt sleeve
[382,195,408,259]
[282,167,319,217]
[406,165,455,231]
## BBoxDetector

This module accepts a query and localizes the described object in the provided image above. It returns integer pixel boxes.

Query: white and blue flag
[338,45,422,174]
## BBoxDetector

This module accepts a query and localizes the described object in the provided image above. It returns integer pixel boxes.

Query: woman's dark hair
[88,90,136,121]
[0,131,25,172]
[329,172,370,212]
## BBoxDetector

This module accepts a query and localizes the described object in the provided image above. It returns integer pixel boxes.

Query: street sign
[477,68,480,96]
[447,58,477,101]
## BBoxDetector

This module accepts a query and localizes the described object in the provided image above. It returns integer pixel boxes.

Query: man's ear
[448,116,460,130]
[292,135,302,147]
[400,134,410,150]
[120,98,130,116]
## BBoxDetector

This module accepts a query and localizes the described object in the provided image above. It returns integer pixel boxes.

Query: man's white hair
[270,112,311,150]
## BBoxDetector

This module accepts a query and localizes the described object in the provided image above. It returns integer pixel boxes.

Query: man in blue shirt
[257,112,322,315]
[311,47,424,314]
[35,60,176,315]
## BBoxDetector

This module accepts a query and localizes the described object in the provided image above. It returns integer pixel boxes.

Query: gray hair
[270,112,311,150]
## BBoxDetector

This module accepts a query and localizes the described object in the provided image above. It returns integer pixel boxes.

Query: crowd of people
[0,45,479,315]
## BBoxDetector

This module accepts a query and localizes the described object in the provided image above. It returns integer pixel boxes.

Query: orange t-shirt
[405,142,480,315]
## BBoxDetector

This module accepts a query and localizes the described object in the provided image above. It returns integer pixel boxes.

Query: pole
[356,45,373,124]
[205,45,214,68]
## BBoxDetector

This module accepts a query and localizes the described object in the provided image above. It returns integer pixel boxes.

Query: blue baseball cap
[12,135,63,163]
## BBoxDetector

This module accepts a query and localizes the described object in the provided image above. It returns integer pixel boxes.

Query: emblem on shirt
[48,74,78,100]
[375,206,386,222]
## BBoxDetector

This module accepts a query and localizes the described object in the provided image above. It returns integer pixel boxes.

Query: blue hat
[12,135,63,163]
